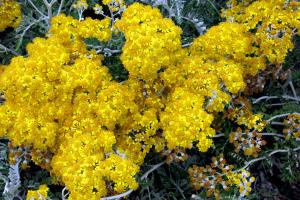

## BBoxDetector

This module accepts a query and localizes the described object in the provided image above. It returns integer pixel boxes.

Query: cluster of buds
[8,142,31,169]
[188,154,255,199]
[94,0,125,15]
[229,128,266,157]
[244,74,266,95]
[226,97,266,131]
[283,114,300,140]
[244,65,289,95]
[241,51,293,95]
[93,3,104,15]
[73,0,88,20]
[31,149,53,170]
[8,143,52,170]
[160,147,188,164]
[72,0,88,10]
[227,169,256,197]
[26,184,49,200]
[103,0,125,12]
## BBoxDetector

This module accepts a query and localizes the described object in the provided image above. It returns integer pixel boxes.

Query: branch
[269,121,285,126]
[16,16,47,51]
[252,96,278,104]
[95,47,122,56]
[56,0,65,15]
[28,0,47,18]
[62,187,69,200]
[182,42,192,48]
[206,0,220,14]
[140,162,165,180]
[181,16,206,34]
[238,146,300,172]
[289,81,298,99]
[260,133,285,138]
[266,103,285,107]
[214,132,286,139]
[43,0,58,24]
[0,44,20,56]
[207,145,300,179]
[0,174,7,183]
[267,112,300,123]
[2,157,23,199]
[252,95,300,104]
[282,95,300,102]
[214,133,225,138]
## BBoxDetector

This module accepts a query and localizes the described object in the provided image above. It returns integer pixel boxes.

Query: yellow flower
[103,0,125,12]
[116,3,182,81]
[93,4,103,15]
[26,185,49,200]
[72,0,88,10]
[0,0,22,31]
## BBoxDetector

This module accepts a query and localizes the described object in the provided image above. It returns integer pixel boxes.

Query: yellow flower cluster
[0,14,141,198]
[160,88,215,151]
[115,3,183,81]
[231,109,266,131]
[222,0,300,64]
[93,3,103,15]
[72,0,88,10]
[159,20,266,150]
[229,128,266,157]
[0,0,22,31]
[116,105,163,165]
[103,0,125,12]
[94,0,125,15]
[226,169,255,197]
[227,97,266,131]
[189,22,266,76]
[188,154,255,199]
[161,147,188,164]
[50,14,112,42]
[26,184,49,200]
[283,114,300,140]
[0,14,111,150]
[51,131,139,199]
